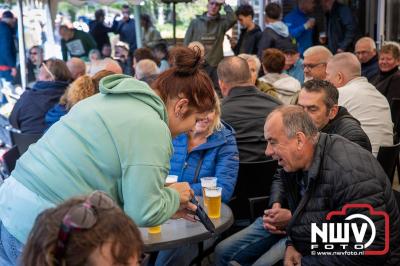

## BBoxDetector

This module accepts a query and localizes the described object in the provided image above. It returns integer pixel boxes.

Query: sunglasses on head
[41,62,56,81]
[209,1,222,6]
[53,191,116,265]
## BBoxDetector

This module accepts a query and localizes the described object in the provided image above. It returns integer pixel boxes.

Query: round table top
[139,200,234,252]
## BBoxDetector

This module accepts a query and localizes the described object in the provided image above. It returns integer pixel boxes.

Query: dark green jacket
[61,29,97,61]
[184,5,236,67]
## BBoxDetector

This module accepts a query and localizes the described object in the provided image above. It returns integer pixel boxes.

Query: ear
[328,104,339,120]
[338,72,345,86]
[219,80,228,97]
[174,98,190,118]
[296,132,307,150]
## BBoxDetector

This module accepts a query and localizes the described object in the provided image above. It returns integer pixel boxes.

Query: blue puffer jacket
[169,122,239,203]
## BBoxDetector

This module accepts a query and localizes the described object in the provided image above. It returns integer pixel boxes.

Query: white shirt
[338,77,393,156]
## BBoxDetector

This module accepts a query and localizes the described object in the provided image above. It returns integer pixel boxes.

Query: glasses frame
[303,62,326,70]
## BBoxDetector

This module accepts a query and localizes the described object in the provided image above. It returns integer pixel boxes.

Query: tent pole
[17,0,27,90]
[134,5,142,48]
[173,2,176,45]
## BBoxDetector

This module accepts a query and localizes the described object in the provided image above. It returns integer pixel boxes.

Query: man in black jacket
[322,0,359,53]
[266,105,400,266]
[297,79,371,152]
[218,56,281,162]
[89,9,112,51]
[231,4,261,55]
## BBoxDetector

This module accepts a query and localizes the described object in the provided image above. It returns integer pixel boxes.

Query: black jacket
[89,20,112,50]
[326,1,359,53]
[269,133,400,265]
[361,55,379,81]
[321,106,372,152]
[233,25,261,55]
[221,86,281,162]
[9,81,69,134]
[371,67,400,111]
[257,27,293,59]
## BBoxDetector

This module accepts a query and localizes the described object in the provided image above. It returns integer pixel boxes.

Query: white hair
[304,45,333,62]
[135,59,159,80]
[356,37,376,50]
[89,58,122,76]
[238,53,261,73]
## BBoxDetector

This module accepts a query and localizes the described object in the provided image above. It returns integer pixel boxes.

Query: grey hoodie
[266,21,289,37]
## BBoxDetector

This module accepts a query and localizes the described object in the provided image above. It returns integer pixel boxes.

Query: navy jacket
[169,122,239,203]
[361,55,379,81]
[112,18,137,53]
[9,81,69,134]
[326,1,359,53]
[0,21,16,67]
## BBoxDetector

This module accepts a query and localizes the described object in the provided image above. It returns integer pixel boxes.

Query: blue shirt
[283,7,313,56]
[284,58,304,85]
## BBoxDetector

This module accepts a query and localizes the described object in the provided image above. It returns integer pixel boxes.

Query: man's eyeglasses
[303,62,326,70]
[53,191,116,265]
[29,52,38,55]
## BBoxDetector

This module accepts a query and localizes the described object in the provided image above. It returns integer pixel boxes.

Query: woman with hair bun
[0,47,217,264]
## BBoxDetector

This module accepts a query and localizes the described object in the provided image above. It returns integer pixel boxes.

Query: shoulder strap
[193,150,206,184]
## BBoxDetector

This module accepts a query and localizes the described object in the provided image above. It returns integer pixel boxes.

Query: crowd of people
[0,0,400,265]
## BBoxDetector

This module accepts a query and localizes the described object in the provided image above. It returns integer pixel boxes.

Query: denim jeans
[214,217,285,266]
[0,220,24,266]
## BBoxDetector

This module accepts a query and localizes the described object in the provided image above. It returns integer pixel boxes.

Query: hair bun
[173,47,202,76]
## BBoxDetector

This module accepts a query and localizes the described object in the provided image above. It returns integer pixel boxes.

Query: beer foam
[201,177,217,187]
[205,188,222,197]
[166,175,178,184]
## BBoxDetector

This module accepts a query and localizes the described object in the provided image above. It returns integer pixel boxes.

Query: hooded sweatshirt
[0,75,179,243]
[259,72,301,104]
[257,21,293,59]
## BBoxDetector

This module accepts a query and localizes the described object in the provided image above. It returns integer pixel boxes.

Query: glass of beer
[204,187,222,219]
[200,177,217,207]
[148,225,161,234]
[165,175,178,186]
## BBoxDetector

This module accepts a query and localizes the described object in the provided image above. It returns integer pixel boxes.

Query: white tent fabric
[16,0,142,89]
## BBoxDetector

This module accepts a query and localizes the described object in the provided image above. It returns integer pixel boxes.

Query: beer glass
[148,225,161,234]
[200,177,217,207]
[165,175,178,186]
[148,175,179,234]
[205,187,222,218]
